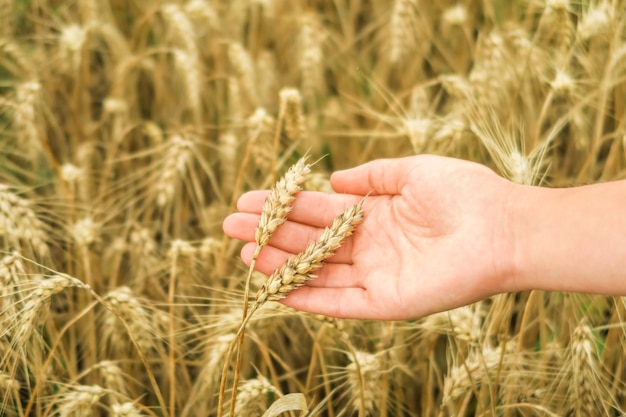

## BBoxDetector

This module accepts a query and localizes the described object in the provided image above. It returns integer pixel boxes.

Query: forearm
[511,180,626,296]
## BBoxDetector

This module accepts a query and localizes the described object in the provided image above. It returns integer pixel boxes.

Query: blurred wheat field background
[1,0,626,415]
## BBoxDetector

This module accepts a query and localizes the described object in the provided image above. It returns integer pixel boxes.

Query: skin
[223,155,626,320]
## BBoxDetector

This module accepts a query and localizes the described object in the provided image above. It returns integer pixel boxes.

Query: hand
[222,155,516,320]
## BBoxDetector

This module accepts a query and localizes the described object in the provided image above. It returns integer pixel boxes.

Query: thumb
[330,157,417,196]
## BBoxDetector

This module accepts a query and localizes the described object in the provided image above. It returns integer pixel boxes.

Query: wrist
[502,181,558,293]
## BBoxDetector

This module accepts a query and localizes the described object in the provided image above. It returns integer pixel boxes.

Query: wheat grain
[0,185,49,257]
[255,155,312,249]
[442,4,467,28]
[70,217,98,247]
[0,0,13,37]
[156,134,194,207]
[229,42,258,107]
[162,4,197,53]
[278,88,305,142]
[0,371,19,392]
[550,68,576,97]
[388,0,418,64]
[55,385,106,417]
[443,342,512,406]
[10,275,88,350]
[347,350,381,416]
[183,333,235,417]
[102,287,158,356]
[60,163,84,185]
[234,376,280,417]
[184,0,219,31]
[218,131,238,194]
[255,51,278,109]
[112,402,145,417]
[569,320,599,417]
[255,200,364,304]
[578,2,611,41]
[402,117,432,153]
[299,13,325,101]
[535,0,574,58]
[59,24,87,71]
[97,360,128,395]
[248,108,276,173]
[424,305,482,343]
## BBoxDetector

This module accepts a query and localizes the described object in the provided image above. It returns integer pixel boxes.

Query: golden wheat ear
[255,199,364,305]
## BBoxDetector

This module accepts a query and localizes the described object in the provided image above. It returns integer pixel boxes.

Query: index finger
[236,190,363,228]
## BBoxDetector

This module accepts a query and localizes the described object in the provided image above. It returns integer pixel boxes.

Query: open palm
[223,155,515,320]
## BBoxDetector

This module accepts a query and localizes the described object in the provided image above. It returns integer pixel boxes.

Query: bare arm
[223,155,626,320]
[511,181,626,296]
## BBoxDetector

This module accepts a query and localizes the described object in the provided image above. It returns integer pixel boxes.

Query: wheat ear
[220,199,365,417]
[255,199,364,305]
[217,155,312,417]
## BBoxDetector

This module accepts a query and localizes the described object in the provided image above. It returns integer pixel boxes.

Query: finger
[330,157,418,196]
[225,213,354,258]
[280,286,387,320]
[240,242,353,275]
[236,190,363,228]
[242,244,363,288]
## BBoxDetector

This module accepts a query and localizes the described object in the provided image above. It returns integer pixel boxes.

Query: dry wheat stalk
[569,320,599,417]
[218,131,239,194]
[299,13,325,101]
[13,81,41,155]
[173,49,202,120]
[278,88,305,142]
[0,370,19,391]
[347,350,381,416]
[255,155,312,249]
[424,305,482,343]
[255,51,278,109]
[443,342,512,406]
[97,360,128,395]
[188,333,235,413]
[0,252,26,310]
[228,42,258,108]
[162,4,197,54]
[184,0,219,30]
[535,0,574,58]
[0,184,49,258]
[234,376,280,417]
[222,155,312,416]
[8,275,88,354]
[155,134,194,207]
[577,2,611,41]
[469,30,515,111]
[54,384,106,417]
[58,24,88,71]
[0,0,13,37]
[248,108,276,173]
[112,402,145,417]
[70,217,98,247]
[102,287,158,357]
[388,0,419,64]
[255,200,364,305]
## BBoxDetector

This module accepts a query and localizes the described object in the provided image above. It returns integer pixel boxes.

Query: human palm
[223,155,514,320]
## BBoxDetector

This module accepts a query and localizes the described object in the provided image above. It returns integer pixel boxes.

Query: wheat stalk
[53,384,106,417]
[388,0,418,64]
[220,195,364,417]
[218,155,312,417]
[347,351,381,416]
[234,376,281,417]
[112,402,145,417]
[278,88,305,142]
[569,320,600,417]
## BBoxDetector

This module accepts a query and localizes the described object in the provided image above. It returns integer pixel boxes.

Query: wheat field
[1,0,626,416]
